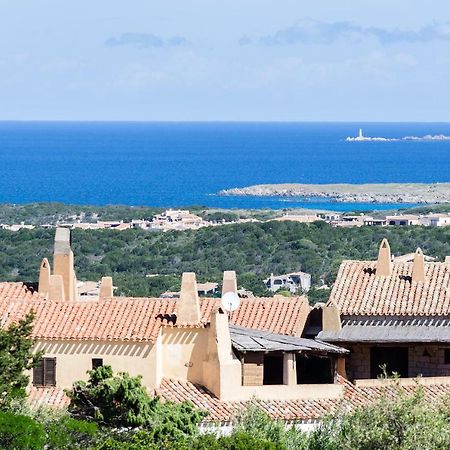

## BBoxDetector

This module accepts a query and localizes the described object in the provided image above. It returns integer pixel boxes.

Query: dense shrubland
[0,220,448,301]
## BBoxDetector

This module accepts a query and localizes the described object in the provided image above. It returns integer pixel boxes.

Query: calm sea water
[0,122,449,211]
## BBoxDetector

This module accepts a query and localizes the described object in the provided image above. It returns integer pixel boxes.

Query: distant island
[219,182,450,204]
[346,129,450,142]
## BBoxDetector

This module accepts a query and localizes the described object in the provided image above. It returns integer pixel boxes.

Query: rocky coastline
[218,183,450,204]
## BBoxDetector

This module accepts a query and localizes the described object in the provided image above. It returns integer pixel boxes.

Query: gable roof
[0,284,309,342]
[329,260,450,316]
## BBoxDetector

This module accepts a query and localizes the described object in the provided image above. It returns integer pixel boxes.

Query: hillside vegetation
[0,221,449,301]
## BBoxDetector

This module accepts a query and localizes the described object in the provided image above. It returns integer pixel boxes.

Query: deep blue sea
[0,122,449,211]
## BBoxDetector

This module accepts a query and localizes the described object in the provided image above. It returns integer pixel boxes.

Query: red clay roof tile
[0,282,308,342]
[329,261,450,316]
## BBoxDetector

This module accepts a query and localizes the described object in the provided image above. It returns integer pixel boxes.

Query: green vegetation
[68,366,205,438]
[0,203,163,225]
[0,313,41,409]
[0,220,449,300]
[4,378,450,449]
[0,202,280,226]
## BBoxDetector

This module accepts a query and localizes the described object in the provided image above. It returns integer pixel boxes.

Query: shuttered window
[33,358,56,386]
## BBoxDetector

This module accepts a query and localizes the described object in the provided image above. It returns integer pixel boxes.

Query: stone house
[317,239,450,383]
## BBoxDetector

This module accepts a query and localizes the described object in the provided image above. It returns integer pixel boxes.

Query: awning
[230,324,348,354]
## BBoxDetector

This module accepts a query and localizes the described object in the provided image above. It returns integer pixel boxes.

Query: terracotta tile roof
[27,386,70,408]
[3,298,178,342]
[156,378,341,422]
[25,377,450,423]
[0,282,44,318]
[0,282,42,302]
[0,284,308,341]
[156,377,450,423]
[223,296,307,336]
[329,261,450,316]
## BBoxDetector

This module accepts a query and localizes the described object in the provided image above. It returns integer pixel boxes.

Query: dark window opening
[33,357,56,386]
[92,358,103,370]
[370,347,408,378]
[296,355,333,384]
[302,307,323,339]
[444,349,450,364]
[263,355,284,385]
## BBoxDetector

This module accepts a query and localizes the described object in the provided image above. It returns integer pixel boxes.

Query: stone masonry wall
[346,344,450,380]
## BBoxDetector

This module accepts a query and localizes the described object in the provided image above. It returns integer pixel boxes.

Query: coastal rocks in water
[218,183,450,204]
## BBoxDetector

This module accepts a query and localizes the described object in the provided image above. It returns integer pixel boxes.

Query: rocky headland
[218,183,450,204]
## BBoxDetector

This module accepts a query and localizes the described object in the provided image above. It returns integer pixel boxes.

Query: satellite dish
[221,291,240,312]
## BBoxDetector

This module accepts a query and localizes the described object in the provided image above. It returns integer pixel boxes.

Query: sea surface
[0,122,449,211]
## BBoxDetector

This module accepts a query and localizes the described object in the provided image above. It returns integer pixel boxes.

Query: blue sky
[1,0,450,121]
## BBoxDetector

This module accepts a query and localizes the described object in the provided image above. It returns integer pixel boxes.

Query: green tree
[67,366,206,445]
[0,313,41,409]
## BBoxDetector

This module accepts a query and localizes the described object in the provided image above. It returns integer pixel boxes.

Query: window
[296,355,333,384]
[33,358,56,386]
[370,347,408,378]
[92,358,103,370]
[444,349,450,364]
[263,355,284,385]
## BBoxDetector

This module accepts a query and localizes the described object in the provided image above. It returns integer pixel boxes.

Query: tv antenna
[220,291,240,312]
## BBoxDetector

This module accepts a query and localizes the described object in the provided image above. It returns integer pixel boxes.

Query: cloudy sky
[1,0,450,121]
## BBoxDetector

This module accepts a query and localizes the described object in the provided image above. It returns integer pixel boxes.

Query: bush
[233,403,308,450]
[310,385,450,450]
[0,411,45,450]
[67,366,205,446]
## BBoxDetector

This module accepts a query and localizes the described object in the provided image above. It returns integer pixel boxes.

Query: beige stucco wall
[221,383,343,402]
[33,339,157,390]
[161,327,209,385]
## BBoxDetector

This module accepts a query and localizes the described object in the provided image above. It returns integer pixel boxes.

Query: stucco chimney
[177,272,201,325]
[53,228,76,301]
[222,270,237,294]
[99,276,114,299]
[203,307,241,399]
[38,258,51,298]
[48,274,65,302]
[322,302,341,332]
[412,247,426,283]
[376,238,392,277]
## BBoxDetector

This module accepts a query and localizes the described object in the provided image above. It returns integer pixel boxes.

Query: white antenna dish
[221,291,240,312]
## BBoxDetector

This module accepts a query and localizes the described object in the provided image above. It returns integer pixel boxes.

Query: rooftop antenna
[220,291,240,312]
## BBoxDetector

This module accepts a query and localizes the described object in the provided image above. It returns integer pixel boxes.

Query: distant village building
[0,222,35,231]
[363,217,386,226]
[272,214,322,223]
[197,282,219,296]
[427,213,450,227]
[264,271,311,293]
[385,214,420,226]
[150,209,208,231]
[160,282,219,299]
